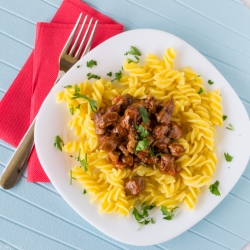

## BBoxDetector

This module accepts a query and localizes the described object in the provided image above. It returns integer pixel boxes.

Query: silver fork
[0,13,98,189]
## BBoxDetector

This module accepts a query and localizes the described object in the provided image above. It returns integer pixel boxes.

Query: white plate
[35,29,250,246]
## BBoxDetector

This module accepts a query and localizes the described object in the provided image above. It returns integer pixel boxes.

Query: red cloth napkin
[0,0,123,182]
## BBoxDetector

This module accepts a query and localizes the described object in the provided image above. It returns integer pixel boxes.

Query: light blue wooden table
[1,0,250,249]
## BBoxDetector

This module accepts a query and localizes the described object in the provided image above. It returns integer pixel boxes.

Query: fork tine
[75,18,93,58]
[61,13,83,55]
[81,20,98,58]
[68,15,88,56]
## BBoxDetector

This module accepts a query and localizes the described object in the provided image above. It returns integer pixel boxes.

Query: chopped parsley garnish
[139,107,149,124]
[70,170,76,185]
[71,93,97,112]
[136,138,149,151]
[198,87,204,94]
[77,65,80,68]
[75,85,80,93]
[124,46,141,56]
[149,147,154,156]
[194,75,201,82]
[155,153,163,157]
[83,189,87,194]
[222,115,227,121]
[209,180,220,196]
[208,79,214,85]
[107,72,112,77]
[76,104,81,109]
[161,205,178,220]
[224,153,233,162]
[132,202,155,228]
[86,60,97,69]
[136,125,150,138]
[87,73,101,80]
[111,70,122,82]
[76,149,88,172]
[63,85,72,89]
[226,123,234,131]
[69,106,74,115]
[54,135,64,151]
[128,56,140,64]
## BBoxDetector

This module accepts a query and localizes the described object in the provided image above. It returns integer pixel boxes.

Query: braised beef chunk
[152,125,169,140]
[108,151,121,164]
[167,122,182,139]
[125,177,146,196]
[154,137,171,151]
[145,95,156,113]
[98,107,106,115]
[168,143,186,157]
[93,113,106,135]
[159,154,176,175]
[99,112,119,128]
[95,127,107,135]
[112,94,134,108]
[156,98,174,124]
[127,137,138,154]
[121,154,134,167]
[121,109,136,130]
[93,95,185,179]
[106,105,120,113]
[99,134,121,152]
[118,143,129,156]
[112,124,128,137]
[115,162,127,169]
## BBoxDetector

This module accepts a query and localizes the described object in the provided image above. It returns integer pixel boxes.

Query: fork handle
[0,70,65,189]
[0,119,36,189]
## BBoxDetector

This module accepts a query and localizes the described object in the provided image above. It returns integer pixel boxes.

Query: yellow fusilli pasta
[57,48,223,216]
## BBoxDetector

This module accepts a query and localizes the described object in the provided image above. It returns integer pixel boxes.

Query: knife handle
[0,118,36,189]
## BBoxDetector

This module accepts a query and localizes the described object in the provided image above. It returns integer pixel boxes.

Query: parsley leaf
[107,72,112,77]
[226,123,234,131]
[136,125,150,138]
[54,135,64,151]
[132,202,155,228]
[83,189,87,194]
[198,88,204,94]
[209,180,220,196]
[155,153,163,157]
[222,115,227,121]
[194,75,201,82]
[70,170,76,185]
[111,70,122,82]
[86,60,97,68]
[75,85,80,93]
[71,93,98,112]
[149,147,154,156]
[208,79,214,85]
[139,107,149,124]
[77,65,80,68]
[128,55,140,64]
[63,85,72,89]
[87,73,101,80]
[124,46,141,56]
[224,153,233,162]
[76,149,88,172]
[136,138,149,151]
[161,205,178,220]
[69,106,74,115]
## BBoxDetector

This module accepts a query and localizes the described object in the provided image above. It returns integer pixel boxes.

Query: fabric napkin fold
[0,0,123,182]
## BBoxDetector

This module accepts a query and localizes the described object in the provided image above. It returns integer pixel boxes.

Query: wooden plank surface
[0,0,250,249]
